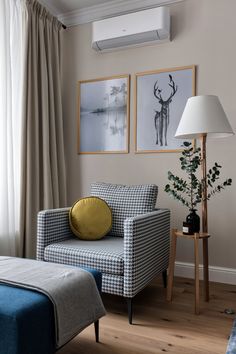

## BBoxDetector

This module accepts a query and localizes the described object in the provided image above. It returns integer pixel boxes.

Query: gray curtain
[19,0,67,258]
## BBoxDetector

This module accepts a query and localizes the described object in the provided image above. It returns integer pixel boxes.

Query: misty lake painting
[78,75,130,154]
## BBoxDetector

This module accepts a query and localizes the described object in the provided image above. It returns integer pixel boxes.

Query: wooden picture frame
[78,74,130,154]
[135,65,196,153]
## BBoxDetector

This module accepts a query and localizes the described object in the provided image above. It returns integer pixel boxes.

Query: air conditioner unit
[92,7,170,52]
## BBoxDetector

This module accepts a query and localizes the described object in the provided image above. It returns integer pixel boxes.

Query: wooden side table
[167,228,210,314]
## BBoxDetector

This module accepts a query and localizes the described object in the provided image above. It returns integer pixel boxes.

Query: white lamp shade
[175,95,234,139]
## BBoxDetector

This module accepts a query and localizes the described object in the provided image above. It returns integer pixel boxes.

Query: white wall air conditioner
[92,7,170,52]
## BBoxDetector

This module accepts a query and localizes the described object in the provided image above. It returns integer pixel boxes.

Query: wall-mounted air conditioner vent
[92,7,170,52]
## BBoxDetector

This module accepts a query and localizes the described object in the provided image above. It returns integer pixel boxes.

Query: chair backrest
[90,182,158,237]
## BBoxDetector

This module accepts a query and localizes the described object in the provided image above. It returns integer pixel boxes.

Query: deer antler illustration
[153,75,178,146]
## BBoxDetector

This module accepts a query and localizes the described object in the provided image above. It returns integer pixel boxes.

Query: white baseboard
[174,261,236,285]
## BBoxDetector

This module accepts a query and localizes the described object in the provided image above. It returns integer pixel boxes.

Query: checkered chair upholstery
[37,183,170,321]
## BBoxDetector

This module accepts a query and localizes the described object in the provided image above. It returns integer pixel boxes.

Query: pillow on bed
[69,196,112,240]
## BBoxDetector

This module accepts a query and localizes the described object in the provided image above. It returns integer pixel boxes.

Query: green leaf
[208,180,212,187]
[183,141,191,147]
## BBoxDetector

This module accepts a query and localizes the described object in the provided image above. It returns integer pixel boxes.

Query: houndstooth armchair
[37,182,170,323]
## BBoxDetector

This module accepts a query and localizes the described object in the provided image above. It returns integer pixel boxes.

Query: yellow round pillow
[69,196,112,240]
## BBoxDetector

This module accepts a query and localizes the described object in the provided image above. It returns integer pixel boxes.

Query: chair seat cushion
[44,236,124,275]
[91,182,158,237]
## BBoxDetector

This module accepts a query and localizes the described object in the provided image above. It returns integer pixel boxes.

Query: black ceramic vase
[186,209,200,234]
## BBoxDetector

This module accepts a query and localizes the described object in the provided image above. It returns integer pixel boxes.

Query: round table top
[173,230,211,239]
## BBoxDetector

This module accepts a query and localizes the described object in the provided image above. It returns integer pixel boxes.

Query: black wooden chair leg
[94,320,99,342]
[126,297,133,324]
[162,269,167,288]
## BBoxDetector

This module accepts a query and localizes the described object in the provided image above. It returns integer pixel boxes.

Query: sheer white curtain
[0,0,27,255]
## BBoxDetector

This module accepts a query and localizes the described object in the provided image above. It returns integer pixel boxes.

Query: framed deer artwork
[78,74,130,154]
[135,65,196,153]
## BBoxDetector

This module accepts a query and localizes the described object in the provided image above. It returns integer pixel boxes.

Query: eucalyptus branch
[164,141,232,211]
[206,178,232,200]
[164,186,190,208]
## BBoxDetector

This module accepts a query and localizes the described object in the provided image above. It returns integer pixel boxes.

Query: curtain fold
[0,0,27,256]
[19,0,67,258]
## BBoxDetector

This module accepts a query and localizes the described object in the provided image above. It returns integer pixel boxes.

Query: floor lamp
[175,95,234,234]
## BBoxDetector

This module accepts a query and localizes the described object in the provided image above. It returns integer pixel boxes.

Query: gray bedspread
[0,256,106,348]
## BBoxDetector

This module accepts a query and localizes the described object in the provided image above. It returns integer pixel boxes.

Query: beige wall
[62,0,236,269]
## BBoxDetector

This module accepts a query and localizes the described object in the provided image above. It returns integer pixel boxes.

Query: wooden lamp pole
[201,134,208,234]
[200,134,209,301]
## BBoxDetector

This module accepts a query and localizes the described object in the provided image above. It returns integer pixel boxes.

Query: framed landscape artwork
[78,74,130,154]
[135,65,196,153]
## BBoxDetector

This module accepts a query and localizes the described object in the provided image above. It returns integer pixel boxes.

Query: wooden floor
[58,277,236,354]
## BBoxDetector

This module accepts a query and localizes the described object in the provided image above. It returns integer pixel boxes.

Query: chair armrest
[123,209,170,298]
[37,208,73,261]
